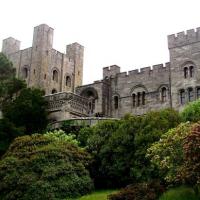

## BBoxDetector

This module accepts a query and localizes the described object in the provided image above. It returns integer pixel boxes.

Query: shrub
[108,180,165,200]
[176,123,200,193]
[180,99,200,122]
[146,122,192,184]
[0,131,94,200]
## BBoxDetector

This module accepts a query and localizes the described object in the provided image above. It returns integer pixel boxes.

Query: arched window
[132,94,136,107]
[161,87,167,102]
[22,67,28,79]
[52,89,57,94]
[188,88,194,102]
[142,92,145,105]
[66,76,71,87]
[137,92,141,106]
[180,89,185,104]
[184,67,188,79]
[197,87,200,99]
[52,70,58,82]
[114,96,119,109]
[189,66,194,77]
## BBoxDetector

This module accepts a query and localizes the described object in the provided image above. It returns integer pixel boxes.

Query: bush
[159,186,199,200]
[176,123,200,193]
[108,180,165,200]
[0,131,94,200]
[180,99,200,122]
[147,122,192,184]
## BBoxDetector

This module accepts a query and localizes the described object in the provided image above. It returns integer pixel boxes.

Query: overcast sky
[1,0,200,84]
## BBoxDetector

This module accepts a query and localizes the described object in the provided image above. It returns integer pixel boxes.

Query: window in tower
[189,66,194,77]
[180,89,185,104]
[66,76,71,87]
[114,96,119,109]
[188,88,194,102]
[161,87,167,102]
[184,67,188,79]
[52,70,58,82]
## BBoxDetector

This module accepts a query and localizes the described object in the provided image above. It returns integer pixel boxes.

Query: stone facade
[1,24,84,95]
[2,24,200,121]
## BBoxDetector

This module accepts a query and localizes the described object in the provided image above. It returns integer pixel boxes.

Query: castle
[2,24,200,122]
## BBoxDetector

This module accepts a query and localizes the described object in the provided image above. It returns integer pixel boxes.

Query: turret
[2,37,20,56]
[103,65,120,79]
[66,42,84,89]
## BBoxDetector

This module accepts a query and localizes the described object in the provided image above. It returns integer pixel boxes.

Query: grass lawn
[69,190,118,200]
[159,186,199,200]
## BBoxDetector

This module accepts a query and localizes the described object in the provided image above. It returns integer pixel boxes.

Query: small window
[188,88,194,102]
[44,74,46,79]
[189,66,194,77]
[161,87,167,102]
[137,92,141,106]
[52,89,57,94]
[132,94,136,107]
[34,69,36,74]
[52,70,58,82]
[184,67,188,79]
[66,76,71,87]
[142,92,145,105]
[197,88,200,99]
[180,90,185,104]
[22,67,28,79]
[114,96,119,109]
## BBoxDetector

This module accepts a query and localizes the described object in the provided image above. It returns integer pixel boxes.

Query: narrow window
[137,92,141,106]
[142,91,145,105]
[180,90,185,104]
[161,87,167,102]
[132,94,136,107]
[189,66,194,77]
[184,67,188,78]
[197,88,200,99]
[22,67,28,79]
[52,89,57,94]
[66,76,71,87]
[52,70,58,82]
[44,74,46,79]
[114,96,119,109]
[188,88,194,102]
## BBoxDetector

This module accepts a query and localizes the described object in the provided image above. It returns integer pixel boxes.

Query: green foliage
[82,109,180,188]
[159,186,199,200]
[180,99,200,122]
[147,122,192,184]
[108,180,165,200]
[0,133,94,200]
[176,123,200,191]
[0,53,14,80]
[3,87,48,134]
[132,109,181,182]
[0,118,24,156]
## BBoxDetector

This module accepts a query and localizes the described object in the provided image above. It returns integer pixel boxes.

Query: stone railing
[45,92,89,116]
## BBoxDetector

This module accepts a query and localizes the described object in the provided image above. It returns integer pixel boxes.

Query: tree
[0,131,94,200]
[180,99,200,122]
[3,88,48,134]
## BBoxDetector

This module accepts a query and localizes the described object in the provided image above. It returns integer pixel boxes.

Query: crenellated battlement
[104,62,170,80]
[168,27,200,49]
[103,65,121,78]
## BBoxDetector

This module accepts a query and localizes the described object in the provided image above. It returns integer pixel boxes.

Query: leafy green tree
[180,99,200,122]
[0,131,94,200]
[3,88,48,134]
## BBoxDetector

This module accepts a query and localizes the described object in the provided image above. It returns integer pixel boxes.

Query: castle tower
[168,28,200,110]
[2,37,20,56]
[30,24,54,91]
[66,43,84,91]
